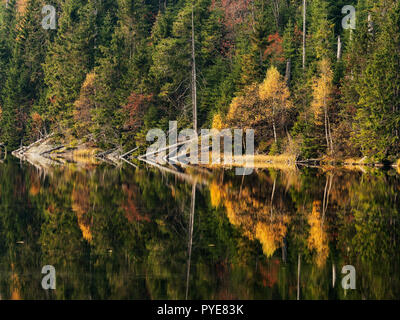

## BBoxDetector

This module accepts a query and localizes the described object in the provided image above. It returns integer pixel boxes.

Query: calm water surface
[0,158,399,300]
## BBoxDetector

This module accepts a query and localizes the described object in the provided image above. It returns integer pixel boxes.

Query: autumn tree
[259,66,293,146]
[311,58,334,154]
[73,72,96,138]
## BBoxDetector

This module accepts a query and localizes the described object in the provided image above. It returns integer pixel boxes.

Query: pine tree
[1,0,51,148]
[43,0,96,134]
[0,0,18,106]
[353,0,400,161]
[308,0,334,68]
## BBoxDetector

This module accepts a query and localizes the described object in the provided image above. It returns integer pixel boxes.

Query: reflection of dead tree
[139,156,208,186]
[281,236,287,263]
[297,253,301,300]
[322,173,333,222]
[96,148,123,166]
[270,176,276,217]
[0,143,6,163]
[186,181,197,300]
[119,147,139,160]
[120,157,138,168]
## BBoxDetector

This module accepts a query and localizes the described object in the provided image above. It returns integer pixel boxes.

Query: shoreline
[8,136,400,172]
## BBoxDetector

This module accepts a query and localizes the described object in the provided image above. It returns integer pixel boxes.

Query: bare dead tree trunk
[271,0,280,31]
[302,0,307,123]
[324,106,330,154]
[337,36,342,61]
[191,3,198,133]
[302,0,306,71]
[368,13,374,34]
[272,105,277,144]
[285,58,291,86]
[327,114,334,153]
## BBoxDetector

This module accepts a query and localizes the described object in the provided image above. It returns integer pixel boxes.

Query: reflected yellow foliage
[256,219,288,257]
[71,186,93,242]
[209,181,223,208]
[307,201,329,267]
[11,264,21,300]
[210,178,290,257]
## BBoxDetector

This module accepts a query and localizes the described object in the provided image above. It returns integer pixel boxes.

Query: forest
[0,0,400,163]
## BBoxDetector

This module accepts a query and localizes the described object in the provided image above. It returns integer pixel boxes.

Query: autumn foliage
[122,92,153,132]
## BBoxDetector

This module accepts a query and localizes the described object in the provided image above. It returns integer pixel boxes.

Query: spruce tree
[354,0,400,161]
[43,0,96,134]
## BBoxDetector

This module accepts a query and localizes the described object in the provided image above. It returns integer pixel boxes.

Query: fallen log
[119,147,139,160]
[40,145,64,157]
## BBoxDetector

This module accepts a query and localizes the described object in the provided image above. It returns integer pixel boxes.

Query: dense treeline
[0,0,399,162]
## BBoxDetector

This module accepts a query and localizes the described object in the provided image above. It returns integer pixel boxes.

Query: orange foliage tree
[73,73,96,137]
[264,33,285,67]
[122,92,153,132]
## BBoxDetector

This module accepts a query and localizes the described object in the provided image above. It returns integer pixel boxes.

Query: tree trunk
[191,3,198,133]
[297,253,301,300]
[332,264,336,288]
[272,106,277,143]
[324,106,330,154]
[272,0,280,31]
[185,181,196,300]
[281,237,287,263]
[368,13,373,34]
[302,0,306,71]
[270,177,276,217]
[327,114,334,154]
[337,36,342,61]
[285,58,291,86]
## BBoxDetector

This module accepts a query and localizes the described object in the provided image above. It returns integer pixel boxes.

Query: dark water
[0,157,399,300]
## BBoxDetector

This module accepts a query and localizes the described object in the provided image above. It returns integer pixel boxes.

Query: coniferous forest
[2,0,400,303]
[0,0,400,163]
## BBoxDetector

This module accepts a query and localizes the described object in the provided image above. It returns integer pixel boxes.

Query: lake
[0,158,399,300]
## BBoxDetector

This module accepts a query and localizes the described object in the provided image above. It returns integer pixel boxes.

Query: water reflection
[0,158,399,300]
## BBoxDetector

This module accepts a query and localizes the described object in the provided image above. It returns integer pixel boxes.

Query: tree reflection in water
[0,158,399,300]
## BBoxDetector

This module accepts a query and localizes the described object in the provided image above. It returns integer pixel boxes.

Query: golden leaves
[311,59,333,125]
[307,200,329,267]
[212,113,224,131]
[256,218,288,258]
[259,66,290,105]
[209,178,290,258]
